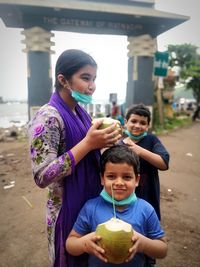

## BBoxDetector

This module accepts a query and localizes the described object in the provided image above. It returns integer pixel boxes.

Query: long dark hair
[54,49,97,91]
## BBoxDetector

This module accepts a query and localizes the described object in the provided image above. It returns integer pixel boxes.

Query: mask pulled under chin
[124,129,147,141]
[71,90,92,104]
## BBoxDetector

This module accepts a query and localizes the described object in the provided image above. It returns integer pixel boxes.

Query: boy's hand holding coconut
[65,220,135,264]
[65,231,108,263]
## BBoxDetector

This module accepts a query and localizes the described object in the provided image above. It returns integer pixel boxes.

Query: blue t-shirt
[73,196,165,267]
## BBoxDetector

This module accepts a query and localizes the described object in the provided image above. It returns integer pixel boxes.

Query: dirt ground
[0,122,200,267]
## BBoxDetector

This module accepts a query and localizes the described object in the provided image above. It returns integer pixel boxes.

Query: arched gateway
[0,0,188,117]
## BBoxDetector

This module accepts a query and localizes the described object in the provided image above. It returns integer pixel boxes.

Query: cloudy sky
[0,0,199,102]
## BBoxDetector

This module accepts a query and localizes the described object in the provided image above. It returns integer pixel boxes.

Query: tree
[168,44,198,73]
[185,64,200,103]
[167,44,200,103]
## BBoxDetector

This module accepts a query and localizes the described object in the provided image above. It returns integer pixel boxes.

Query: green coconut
[96,218,133,264]
[92,117,121,131]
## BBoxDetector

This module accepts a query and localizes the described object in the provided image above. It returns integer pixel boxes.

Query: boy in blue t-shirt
[66,145,167,267]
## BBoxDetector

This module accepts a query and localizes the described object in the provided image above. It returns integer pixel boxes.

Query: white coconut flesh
[96,218,133,264]
[102,218,132,232]
[92,117,121,129]
[102,118,119,125]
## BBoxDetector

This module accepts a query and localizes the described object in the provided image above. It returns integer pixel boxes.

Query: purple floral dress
[28,104,73,265]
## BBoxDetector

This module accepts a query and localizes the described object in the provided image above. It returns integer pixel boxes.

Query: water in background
[0,102,28,128]
[0,100,125,128]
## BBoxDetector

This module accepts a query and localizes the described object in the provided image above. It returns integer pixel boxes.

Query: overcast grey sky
[0,0,199,101]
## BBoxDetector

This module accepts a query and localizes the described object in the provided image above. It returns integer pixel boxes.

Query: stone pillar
[21,27,55,119]
[125,34,156,109]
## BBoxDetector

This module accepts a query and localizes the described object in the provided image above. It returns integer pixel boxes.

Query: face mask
[124,129,147,141]
[71,90,92,104]
[100,188,137,206]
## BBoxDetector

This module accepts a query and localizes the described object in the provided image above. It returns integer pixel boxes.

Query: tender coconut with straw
[96,218,134,264]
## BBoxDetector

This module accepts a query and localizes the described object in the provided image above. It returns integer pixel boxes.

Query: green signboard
[154,51,169,77]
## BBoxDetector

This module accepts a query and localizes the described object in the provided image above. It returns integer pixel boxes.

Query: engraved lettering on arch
[43,16,143,32]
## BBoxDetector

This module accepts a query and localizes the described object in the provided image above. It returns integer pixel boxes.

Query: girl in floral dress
[28,49,121,267]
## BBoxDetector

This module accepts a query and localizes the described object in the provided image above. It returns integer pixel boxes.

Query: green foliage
[168,44,198,71]
[152,104,192,135]
[153,116,192,135]
[167,44,200,103]
[185,63,200,103]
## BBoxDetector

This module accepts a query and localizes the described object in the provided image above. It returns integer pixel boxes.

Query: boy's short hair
[100,145,140,177]
[125,103,151,124]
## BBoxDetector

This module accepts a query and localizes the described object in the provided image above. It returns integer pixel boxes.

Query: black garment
[120,133,170,220]
[144,256,156,267]
[192,105,200,121]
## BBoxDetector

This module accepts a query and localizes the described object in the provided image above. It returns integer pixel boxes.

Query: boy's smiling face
[101,162,140,201]
[126,114,149,136]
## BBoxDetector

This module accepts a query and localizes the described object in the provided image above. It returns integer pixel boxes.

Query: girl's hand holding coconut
[85,118,122,150]
[70,118,122,166]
